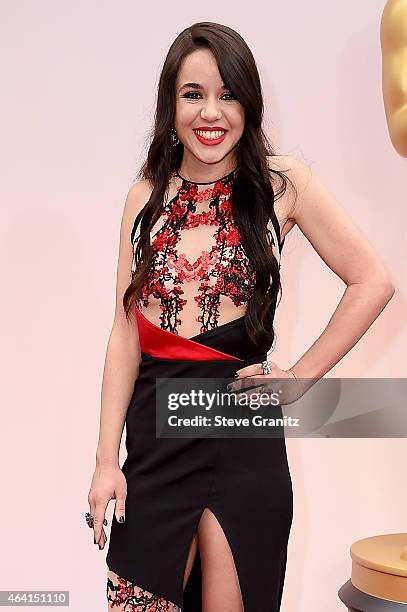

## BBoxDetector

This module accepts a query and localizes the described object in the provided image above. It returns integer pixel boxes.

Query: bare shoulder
[120,178,154,240]
[267,154,312,193]
[266,154,312,236]
[124,178,153,217]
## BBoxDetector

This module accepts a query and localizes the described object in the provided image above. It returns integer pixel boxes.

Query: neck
[178,159,238,184]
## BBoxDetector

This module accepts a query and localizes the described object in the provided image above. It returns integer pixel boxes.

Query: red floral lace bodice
[131,168,281,338]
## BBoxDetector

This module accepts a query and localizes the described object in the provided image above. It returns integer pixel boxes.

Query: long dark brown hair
[123,21,297,353]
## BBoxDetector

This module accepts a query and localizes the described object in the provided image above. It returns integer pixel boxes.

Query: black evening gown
[106,168,293,611]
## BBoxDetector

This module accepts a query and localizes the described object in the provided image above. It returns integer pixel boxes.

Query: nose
[201,96,222,121]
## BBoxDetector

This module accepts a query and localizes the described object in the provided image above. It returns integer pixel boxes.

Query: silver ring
[261,360,272,375]
[85,512,108,528]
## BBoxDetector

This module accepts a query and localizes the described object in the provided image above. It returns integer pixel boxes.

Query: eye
[181,91,236,101]
[181,91,202,100]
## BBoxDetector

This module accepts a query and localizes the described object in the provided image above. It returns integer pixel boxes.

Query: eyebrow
[178,82,228,92]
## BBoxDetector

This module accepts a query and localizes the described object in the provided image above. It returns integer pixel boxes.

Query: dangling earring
[170,126,180,147]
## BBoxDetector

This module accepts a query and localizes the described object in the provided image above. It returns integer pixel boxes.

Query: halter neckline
[175,167,238,185]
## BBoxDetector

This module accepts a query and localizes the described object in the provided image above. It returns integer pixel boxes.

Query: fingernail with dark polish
[94,537,96,544]
[119,515,125,523]
[233,372,239,378]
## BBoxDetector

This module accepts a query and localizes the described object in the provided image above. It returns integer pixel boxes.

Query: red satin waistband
[134,304,242,361]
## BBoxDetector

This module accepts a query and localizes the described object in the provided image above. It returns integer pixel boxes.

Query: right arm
[87,181,146,549]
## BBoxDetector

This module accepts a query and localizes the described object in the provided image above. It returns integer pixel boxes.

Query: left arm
[283,157,395,380]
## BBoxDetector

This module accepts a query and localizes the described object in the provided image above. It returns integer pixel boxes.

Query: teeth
[195,130,225,140]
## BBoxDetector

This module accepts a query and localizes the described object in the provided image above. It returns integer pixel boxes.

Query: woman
[86,22,395,612]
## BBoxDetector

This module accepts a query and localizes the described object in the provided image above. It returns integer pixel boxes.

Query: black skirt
[106,306,293,611]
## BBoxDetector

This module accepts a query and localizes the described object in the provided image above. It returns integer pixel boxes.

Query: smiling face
[174,48,245,177]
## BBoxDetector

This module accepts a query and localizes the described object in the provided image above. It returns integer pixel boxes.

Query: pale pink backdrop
[0,1,405,610]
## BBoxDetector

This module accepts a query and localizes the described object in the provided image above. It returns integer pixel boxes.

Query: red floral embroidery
[106,574,180,611]
[132,170,257,335]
